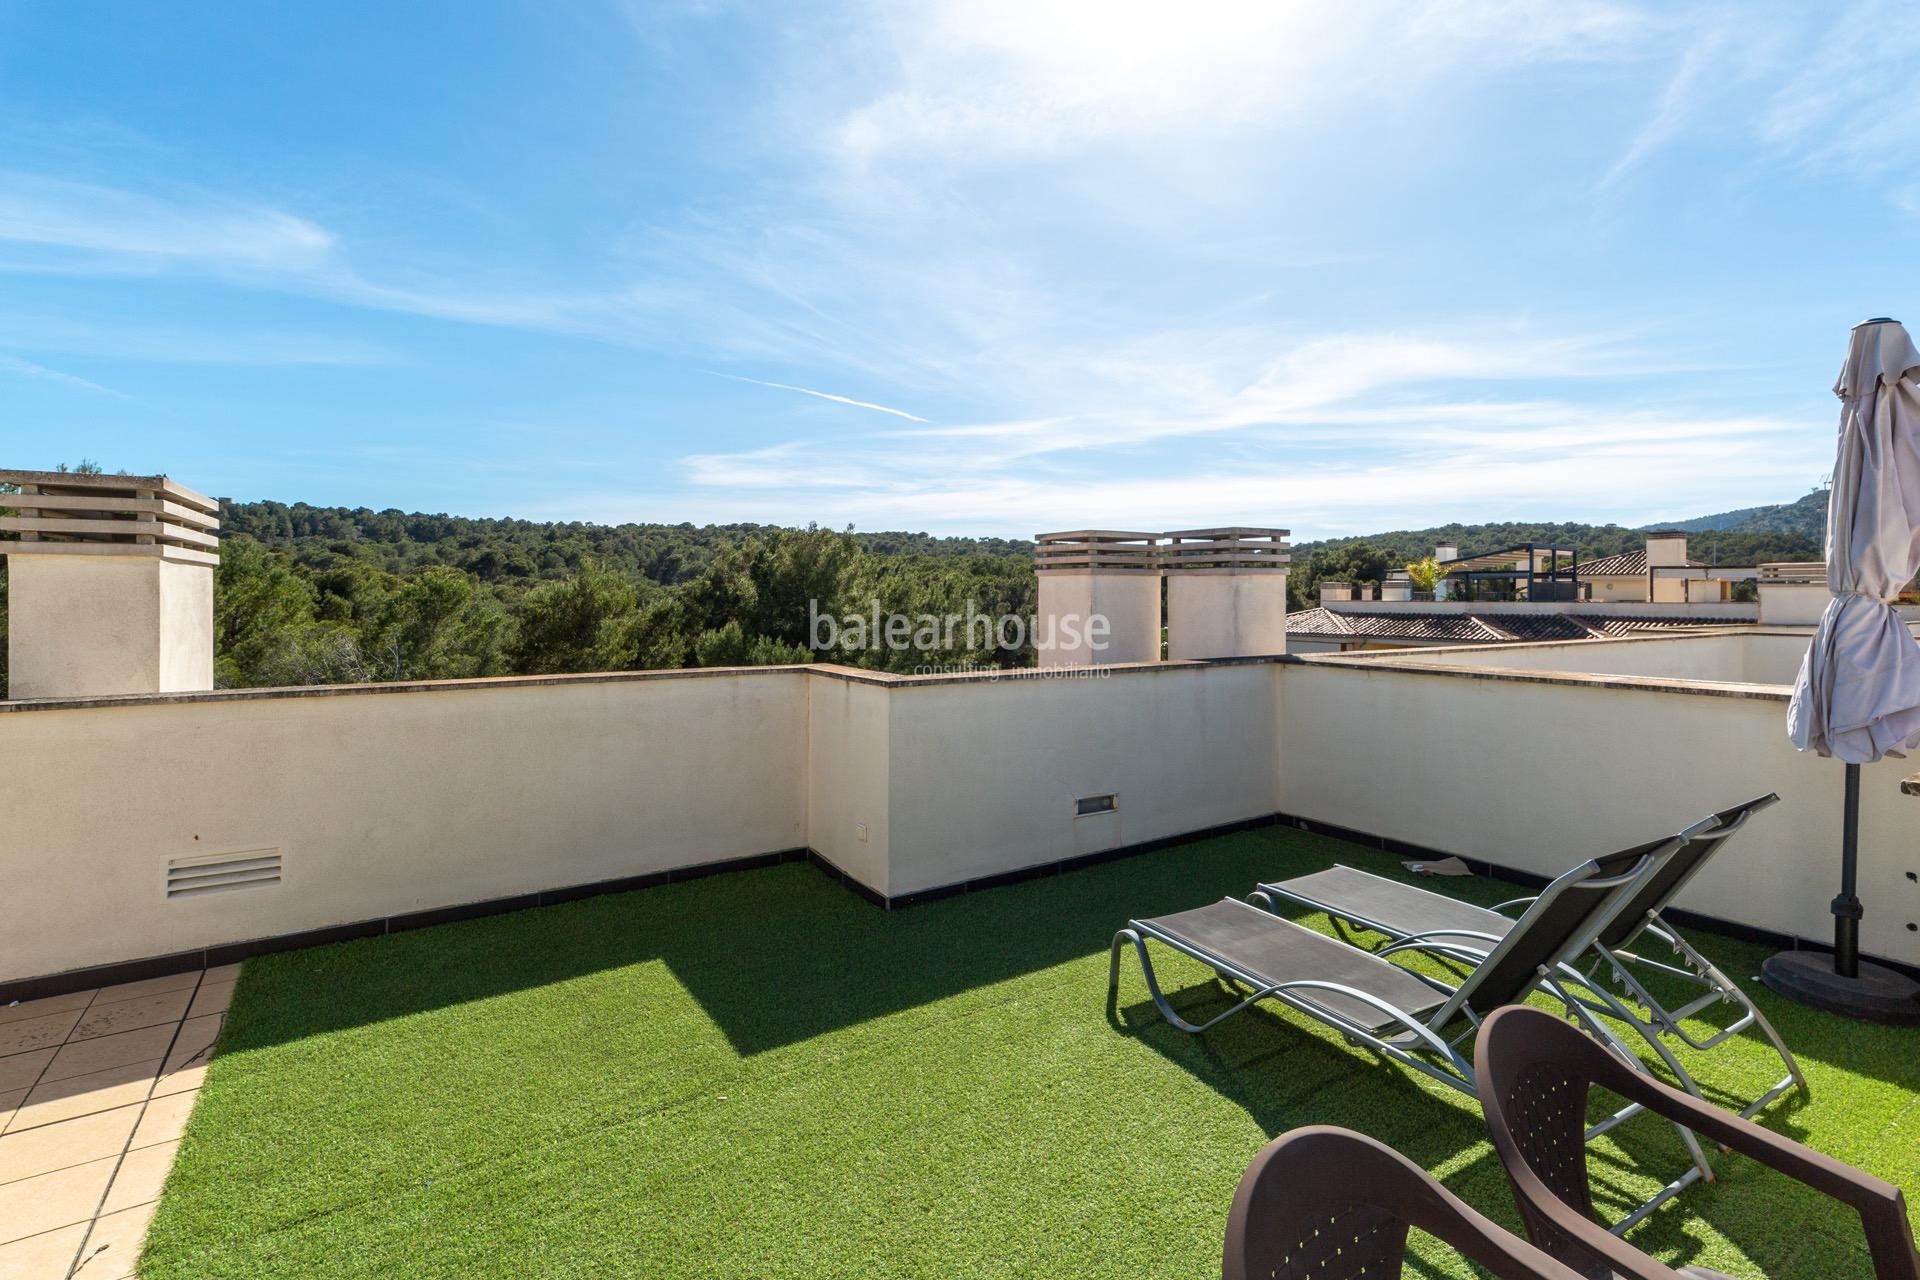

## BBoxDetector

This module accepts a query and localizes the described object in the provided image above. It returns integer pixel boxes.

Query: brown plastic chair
[1476,1005,1920,1280]
[1222,1126,1615,1280]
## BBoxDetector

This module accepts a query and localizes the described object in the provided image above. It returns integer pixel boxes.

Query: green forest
[0,475,1832,695]
[0,483,1042,692]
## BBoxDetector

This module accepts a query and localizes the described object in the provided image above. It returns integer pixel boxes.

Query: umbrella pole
[1762,760,1919,1021]
[1833,762,1862,979]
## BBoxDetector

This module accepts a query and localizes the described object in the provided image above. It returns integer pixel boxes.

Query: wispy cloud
[0,352,127,397]
[710,372,929,421]
[0,172,334,271]
[676,323,1823,533]
[1598,31,1723,190]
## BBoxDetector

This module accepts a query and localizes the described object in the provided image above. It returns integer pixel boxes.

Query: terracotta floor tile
[0,991,94,1028]
[40,1026,177,1089]
[0,1221,88,1280]
[0,1056,51,1099]
[70,991,191,1044]
[199,963,241,985]
[128,1092,195,1151]
[69,1199,155,1279]
[88,973,198,1007]
[0,1108,140,1187]
[98,1141,176,1216]
[0,1156,115,1246]
[0,1014,83,1061]
[4,1062,159,1137]
[184,980,234,1020]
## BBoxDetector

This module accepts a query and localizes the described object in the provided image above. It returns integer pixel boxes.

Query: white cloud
[835,0,1648,170]
[0,352,126,397]
[0,173,334,271]
[674,324,1824,535]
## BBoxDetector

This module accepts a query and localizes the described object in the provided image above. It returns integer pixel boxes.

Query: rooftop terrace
[6,827,1909,1279]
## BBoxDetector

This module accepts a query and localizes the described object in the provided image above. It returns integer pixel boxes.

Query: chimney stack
[1319,580,1354,604]
[0,470,219,699]
[1646,531,1689,568]
[1162,528,1290,659]
[1032,530,1162,666]
[1433,545,1458,600]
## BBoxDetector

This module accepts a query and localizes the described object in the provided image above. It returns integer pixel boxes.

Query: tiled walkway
[0,966,232,1279]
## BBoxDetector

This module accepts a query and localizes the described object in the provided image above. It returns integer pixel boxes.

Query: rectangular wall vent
[167,848,282,899]
[1075,794,1117,817]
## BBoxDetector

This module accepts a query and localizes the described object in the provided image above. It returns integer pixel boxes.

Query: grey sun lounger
[1249,795,1801,1122]
[1109,831,1717,1202]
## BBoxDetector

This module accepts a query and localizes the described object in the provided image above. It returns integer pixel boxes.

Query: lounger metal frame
[1251,800,1803,1125]
[1109,840,1717,1204]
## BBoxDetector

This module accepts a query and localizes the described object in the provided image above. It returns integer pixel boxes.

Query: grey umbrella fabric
[1788,320,1920,764]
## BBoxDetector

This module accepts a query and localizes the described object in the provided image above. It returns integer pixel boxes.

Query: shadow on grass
[223,825,1349,1059]
[225,820,1918,1097]
[1110,969,1880,1280]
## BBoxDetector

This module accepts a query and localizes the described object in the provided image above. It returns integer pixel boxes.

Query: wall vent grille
[167,848,282,899]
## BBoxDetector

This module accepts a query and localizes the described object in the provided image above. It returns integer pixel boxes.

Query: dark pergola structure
[1437,543,1581,602]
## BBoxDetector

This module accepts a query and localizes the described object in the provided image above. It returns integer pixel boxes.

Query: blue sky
[2,1,1917,539]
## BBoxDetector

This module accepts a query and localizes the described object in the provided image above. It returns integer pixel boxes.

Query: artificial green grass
[142,828,1920,1278]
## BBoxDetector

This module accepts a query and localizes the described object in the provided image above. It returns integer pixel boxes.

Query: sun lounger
[1110,823,1729,1206]
[1250,795,1801,1120]
[1110,832,1680,1100]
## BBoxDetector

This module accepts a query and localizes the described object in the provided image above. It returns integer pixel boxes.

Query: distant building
[1290,532,1762,654]
[1576,532,1755,603]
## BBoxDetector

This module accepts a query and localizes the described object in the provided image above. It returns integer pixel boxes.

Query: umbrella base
[1761,950,1920,1023]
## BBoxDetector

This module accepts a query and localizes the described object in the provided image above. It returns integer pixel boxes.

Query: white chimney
[1162,528,1290,659]
[1,469,220,699]
[1433,545,1457,600]
[1032,530,1162,666]
[1319,580,1354,605]
[1646,531,1689,568]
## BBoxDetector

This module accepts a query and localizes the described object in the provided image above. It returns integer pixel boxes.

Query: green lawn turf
[141,827,1920,1279]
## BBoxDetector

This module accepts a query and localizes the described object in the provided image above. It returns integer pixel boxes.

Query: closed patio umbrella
[1765,318,1920,1021]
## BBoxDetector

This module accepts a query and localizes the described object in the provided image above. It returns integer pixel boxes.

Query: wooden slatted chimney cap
[1033,529,1161,573]
[0,469,220,566]
[1160,527,1290,572]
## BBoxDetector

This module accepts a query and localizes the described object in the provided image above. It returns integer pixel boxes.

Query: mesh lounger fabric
[1274,865,1513,944]
[1138,898,1446,1031]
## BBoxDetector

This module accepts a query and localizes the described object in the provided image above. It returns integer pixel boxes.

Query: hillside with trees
[1,472,1837,694]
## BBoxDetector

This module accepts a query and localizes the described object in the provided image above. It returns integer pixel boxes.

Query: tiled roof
[1479,615,1596,642]
[1575,550,1708,577]
[1287,608,1751,645]
[1577,615,1748,637]
[1286,609,1503,643]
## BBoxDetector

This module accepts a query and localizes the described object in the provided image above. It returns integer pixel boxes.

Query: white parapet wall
[1276,650,1920,969]
[0,671,811,982]
[7,629,1916,987]
[0,660,1284,984]
[875,661,1279,896]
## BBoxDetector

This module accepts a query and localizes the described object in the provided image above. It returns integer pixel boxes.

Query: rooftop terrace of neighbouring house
[0,477,1916,1278]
